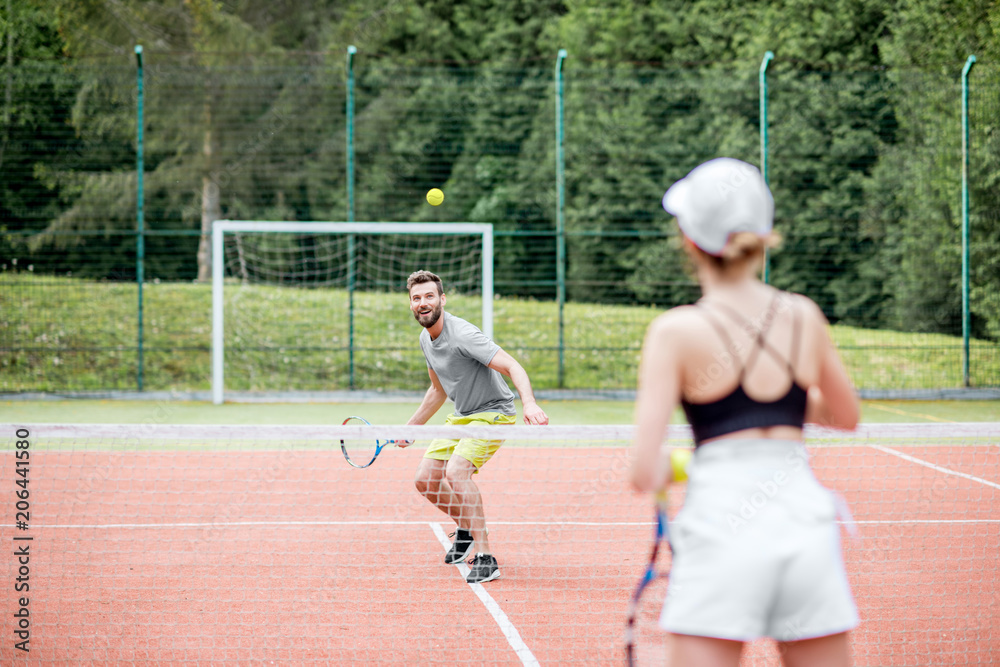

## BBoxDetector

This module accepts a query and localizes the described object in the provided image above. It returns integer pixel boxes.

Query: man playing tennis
[402,270,548,584]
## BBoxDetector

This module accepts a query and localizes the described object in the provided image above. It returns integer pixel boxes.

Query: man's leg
[445,453,501,583]
[414,440,476,565]
[414,457,465,524]
[444,455,490,553]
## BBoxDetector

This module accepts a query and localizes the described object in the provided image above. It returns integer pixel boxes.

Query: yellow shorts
[423,412,516,471]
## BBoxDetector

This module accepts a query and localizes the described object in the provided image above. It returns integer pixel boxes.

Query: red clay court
[1,423,997,665]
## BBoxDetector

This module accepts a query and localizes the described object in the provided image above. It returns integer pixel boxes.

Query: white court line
[12,518,1000,529]
[22,520,652,530]
[870,444,1000,491]
[24,520,439,529]
[429,522,539,667]
[846,519,1000,524]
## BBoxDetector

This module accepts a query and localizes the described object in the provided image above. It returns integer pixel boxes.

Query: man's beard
[414,303,443,328]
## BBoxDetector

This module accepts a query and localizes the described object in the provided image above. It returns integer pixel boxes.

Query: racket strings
[340,416,384,468]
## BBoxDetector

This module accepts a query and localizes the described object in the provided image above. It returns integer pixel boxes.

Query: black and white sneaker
[444,529,475,565]
[466,554,500,584]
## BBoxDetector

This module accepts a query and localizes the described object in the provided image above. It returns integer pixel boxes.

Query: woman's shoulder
[778,289,829,326]
[645,304,706,339]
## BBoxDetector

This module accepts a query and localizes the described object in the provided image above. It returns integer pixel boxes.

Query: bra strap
[692,305,740,370]
[711,293,780,380]
[705,293,801,381]
[788,298,802,374]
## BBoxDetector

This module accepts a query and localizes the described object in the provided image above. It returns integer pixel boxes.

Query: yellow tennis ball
[426,188,444,206]
[670,448,693,483]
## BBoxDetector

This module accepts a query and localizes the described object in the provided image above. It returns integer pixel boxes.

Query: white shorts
[660,439,859,642]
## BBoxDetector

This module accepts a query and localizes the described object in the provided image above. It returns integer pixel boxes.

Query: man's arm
[406,367,448,429]
[487,349,549,425]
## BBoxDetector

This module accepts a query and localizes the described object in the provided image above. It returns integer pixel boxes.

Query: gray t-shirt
[419,312,515,417]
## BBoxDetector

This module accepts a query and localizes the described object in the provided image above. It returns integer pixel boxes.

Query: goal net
[210,221,494,403]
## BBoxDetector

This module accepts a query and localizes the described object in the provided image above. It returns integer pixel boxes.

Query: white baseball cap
[661,157,774,256]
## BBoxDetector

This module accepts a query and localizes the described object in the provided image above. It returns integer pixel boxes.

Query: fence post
[135,44,145,392]
[346,45,357,388]
[961,54,976,387]
[555,49,567,388]
[759,50,774,284]
[4,0,11,128]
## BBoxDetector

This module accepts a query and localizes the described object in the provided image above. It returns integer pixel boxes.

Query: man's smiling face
[409,281,445,329]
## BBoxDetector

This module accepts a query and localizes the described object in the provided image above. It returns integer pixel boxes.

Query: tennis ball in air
[426,188,445,206]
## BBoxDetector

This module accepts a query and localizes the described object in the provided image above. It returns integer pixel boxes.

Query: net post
[346,45,356,223]
[135,44,145,391]
[759,50,774,284]
[346,45,358,388]
[555,49,568,388]
[961,55,975,388]
[211,221,225,405]
[482,226,494,339]
[3,0,10,127]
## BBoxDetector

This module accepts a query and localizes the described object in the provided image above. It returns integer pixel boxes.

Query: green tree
[863,0,1000,338]
[39,0,351,279]
[0,0,85,273]
[547,0,894,319]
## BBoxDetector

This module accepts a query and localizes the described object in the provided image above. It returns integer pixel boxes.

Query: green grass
[3,399,999,426]
[2,274,998,392]
[0,399,644,425]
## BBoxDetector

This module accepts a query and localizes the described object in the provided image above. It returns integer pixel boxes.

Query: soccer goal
[211,221,494,404]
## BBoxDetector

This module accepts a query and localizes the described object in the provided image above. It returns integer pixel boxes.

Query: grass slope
[3,399,999,426]
[2,275,997,392]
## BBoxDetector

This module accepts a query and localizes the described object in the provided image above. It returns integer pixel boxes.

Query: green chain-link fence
[2,53,998,394]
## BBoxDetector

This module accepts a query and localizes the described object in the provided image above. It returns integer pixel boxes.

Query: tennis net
[2,422,997,665]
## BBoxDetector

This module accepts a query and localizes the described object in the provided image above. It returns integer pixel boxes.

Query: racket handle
[653,489,669,512]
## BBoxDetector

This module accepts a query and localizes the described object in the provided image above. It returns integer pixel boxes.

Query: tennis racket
[625,490,673,666]
[339,416,387,468]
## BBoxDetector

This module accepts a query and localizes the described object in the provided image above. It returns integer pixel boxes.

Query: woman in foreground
[631,158,860,667]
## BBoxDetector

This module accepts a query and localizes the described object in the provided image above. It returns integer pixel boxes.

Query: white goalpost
[211,221,495,404]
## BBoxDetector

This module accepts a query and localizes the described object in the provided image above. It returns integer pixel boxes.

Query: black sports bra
[680,293,808,446]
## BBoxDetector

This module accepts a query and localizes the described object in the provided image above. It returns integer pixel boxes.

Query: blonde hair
[696,231,782,271]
